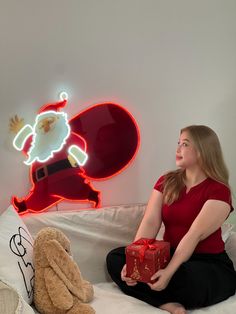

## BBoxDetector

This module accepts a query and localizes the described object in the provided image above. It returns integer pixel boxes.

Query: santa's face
[37,116,57,134]
[24,111,70,165]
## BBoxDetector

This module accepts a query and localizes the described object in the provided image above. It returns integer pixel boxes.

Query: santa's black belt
[32,159,75,182]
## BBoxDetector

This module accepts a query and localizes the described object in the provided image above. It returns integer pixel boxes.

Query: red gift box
[125,238,170,283]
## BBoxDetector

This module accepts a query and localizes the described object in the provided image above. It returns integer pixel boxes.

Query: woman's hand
[147,268,173,291]
[121,264,138,286]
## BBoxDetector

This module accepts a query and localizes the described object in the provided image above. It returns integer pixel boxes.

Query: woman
[106,125,236,314]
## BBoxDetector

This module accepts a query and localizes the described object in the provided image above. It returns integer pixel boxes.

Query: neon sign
[11,96,140,214]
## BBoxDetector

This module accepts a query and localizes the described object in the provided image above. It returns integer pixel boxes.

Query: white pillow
[0,205,34,304]
[156,223,165,240]
[225,232,236,270]
[221,222,234,242]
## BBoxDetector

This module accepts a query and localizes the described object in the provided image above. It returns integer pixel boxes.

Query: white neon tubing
[59,91,68,101]
[68,145,88,166]
[24,111,71,165]
[13,124,33,151]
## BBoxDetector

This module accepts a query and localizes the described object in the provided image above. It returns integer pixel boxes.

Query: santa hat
[38,99,67,114]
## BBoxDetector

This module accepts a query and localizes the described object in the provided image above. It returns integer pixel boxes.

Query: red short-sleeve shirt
[154,176,233,253]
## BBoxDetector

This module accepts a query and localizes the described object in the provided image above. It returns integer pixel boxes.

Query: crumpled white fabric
[0,281,35,314]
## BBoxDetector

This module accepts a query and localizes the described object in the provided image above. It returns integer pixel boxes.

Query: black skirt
[106,247,236,309]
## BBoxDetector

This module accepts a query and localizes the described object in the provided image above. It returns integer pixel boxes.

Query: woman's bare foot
[159,302,187,314]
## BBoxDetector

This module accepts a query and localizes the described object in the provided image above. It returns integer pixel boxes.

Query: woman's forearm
[166,199,230,277]
[134,189,163,241]
[165,231,201,276]
[134,219,161,241]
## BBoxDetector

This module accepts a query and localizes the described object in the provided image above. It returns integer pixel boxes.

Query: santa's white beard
[25,114,70,165]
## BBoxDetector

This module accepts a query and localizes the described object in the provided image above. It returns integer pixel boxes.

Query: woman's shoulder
[153,170,181,191]
[206,177,230,191]
[153,175,165,191]
[153,171,173,190]
[204,177,232,208]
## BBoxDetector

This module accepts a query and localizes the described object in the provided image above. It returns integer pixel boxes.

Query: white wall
[0,1,236,222]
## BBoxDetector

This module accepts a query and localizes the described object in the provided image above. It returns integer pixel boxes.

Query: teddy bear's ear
[44,239,73,276]
[43,240,86,301]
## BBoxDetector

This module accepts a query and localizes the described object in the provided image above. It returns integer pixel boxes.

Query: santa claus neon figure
[10,98,140,214]
[13,111,87,167]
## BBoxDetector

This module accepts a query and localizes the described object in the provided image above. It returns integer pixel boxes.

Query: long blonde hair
[163,125,229,205]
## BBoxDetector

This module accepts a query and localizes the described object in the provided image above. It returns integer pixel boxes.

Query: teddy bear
[33,227,95,314]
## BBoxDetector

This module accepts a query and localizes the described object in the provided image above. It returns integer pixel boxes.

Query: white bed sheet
[91,282,236,314]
